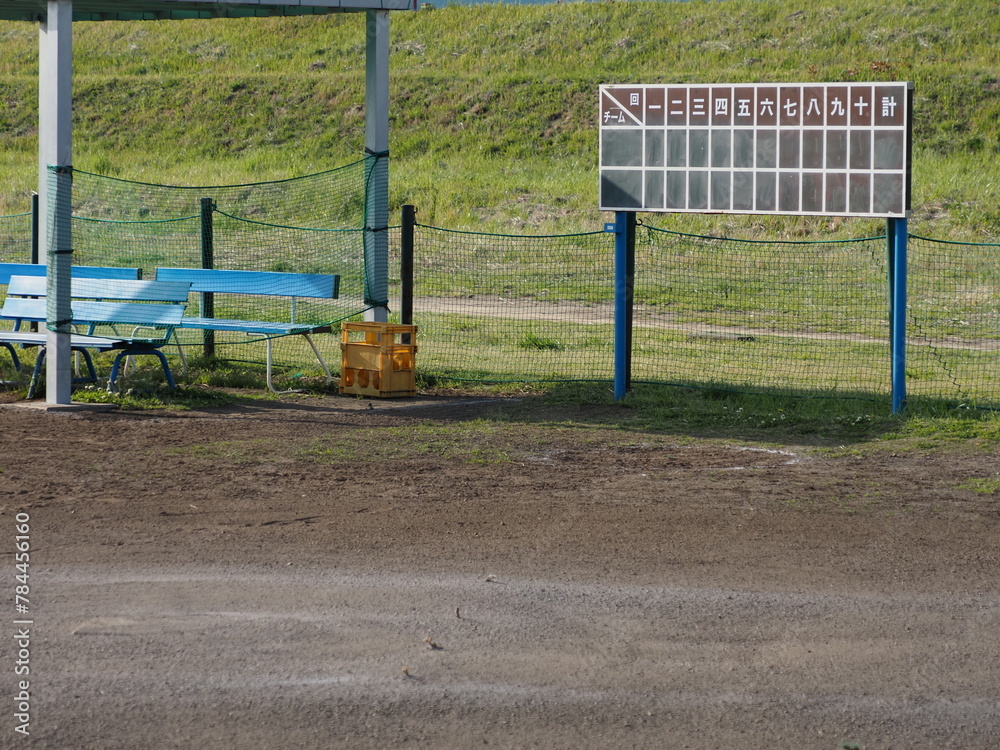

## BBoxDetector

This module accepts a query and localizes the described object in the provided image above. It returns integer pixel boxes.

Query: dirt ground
[1,392,998,749]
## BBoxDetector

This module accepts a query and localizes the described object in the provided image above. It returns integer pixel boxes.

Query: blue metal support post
[888,217,908,414]
[613,211,636,401]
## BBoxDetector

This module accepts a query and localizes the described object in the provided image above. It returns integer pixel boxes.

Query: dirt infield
[2,393,998,749]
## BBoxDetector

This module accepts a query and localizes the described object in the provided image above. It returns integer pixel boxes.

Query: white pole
[39,0,73,404]
[364,9,390,324]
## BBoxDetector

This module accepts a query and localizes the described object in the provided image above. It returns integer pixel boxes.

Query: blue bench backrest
[154,268,339,299]
[9,276,190,303]
[70,301,187,328]
[2,276,189,330]
[0,263,141,286]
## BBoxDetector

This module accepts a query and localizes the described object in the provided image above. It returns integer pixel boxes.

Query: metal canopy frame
[19,0,410,403]
[0,0,414,22]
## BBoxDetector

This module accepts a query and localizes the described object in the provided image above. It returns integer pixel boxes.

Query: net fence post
[400,204,415,344]
[613,211,636,401]
[30,192,39,264]
[30,193,39,332]
[889,217,908,414]
[199,196,216,358]
[363,9,390,323]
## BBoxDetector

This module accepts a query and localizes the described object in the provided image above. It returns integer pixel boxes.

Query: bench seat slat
[176,317,330,335]
[72,301,186,328]
[0,330,125,350]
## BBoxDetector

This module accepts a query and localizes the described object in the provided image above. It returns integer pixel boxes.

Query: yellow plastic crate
[339,322,417,398]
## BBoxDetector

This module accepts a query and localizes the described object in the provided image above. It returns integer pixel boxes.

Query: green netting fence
[403,225,615,381]
[906,235,1000,406]
[0,210,33,264]
[65,158,379,373]
[409,219,1000,409]
[2,167,998,408]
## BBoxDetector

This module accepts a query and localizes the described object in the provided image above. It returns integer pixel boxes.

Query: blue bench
[0,275,190,397]
[153,268,341,393]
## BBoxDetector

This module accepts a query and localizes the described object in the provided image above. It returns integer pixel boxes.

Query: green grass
[0,349,332,408]
[70,382,242,410]
[0,0,997,239]
[3,345,996,454]
[956,475,1000,495]
[504,379,1000,451]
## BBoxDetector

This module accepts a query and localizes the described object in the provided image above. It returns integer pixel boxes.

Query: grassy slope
[0,0,997,238]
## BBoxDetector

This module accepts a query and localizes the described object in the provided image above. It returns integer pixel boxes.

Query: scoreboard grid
[599,82,913,218]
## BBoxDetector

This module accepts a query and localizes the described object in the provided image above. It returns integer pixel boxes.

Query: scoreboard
[599,82,912,217]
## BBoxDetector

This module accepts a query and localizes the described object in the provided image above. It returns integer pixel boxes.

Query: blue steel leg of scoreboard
[888,217,908,414]
[614,211,636,401]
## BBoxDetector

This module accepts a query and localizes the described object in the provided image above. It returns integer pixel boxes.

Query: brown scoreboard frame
[599,82,913,218]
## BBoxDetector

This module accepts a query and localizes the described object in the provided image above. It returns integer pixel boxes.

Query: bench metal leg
[1,342,23,374]
[26,349,45,399]
[263,334,332,395]
[70,325,84,378]
[26,346,102,399]
[107,353,124,392]
[108,350,177,393]
[172,332,188,375]
[265,337,280,394]
[76,349,99,387]
[122,326,187,380]
[303,334,333,386]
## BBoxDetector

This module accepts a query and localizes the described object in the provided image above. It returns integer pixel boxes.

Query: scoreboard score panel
[599,82,912,218]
